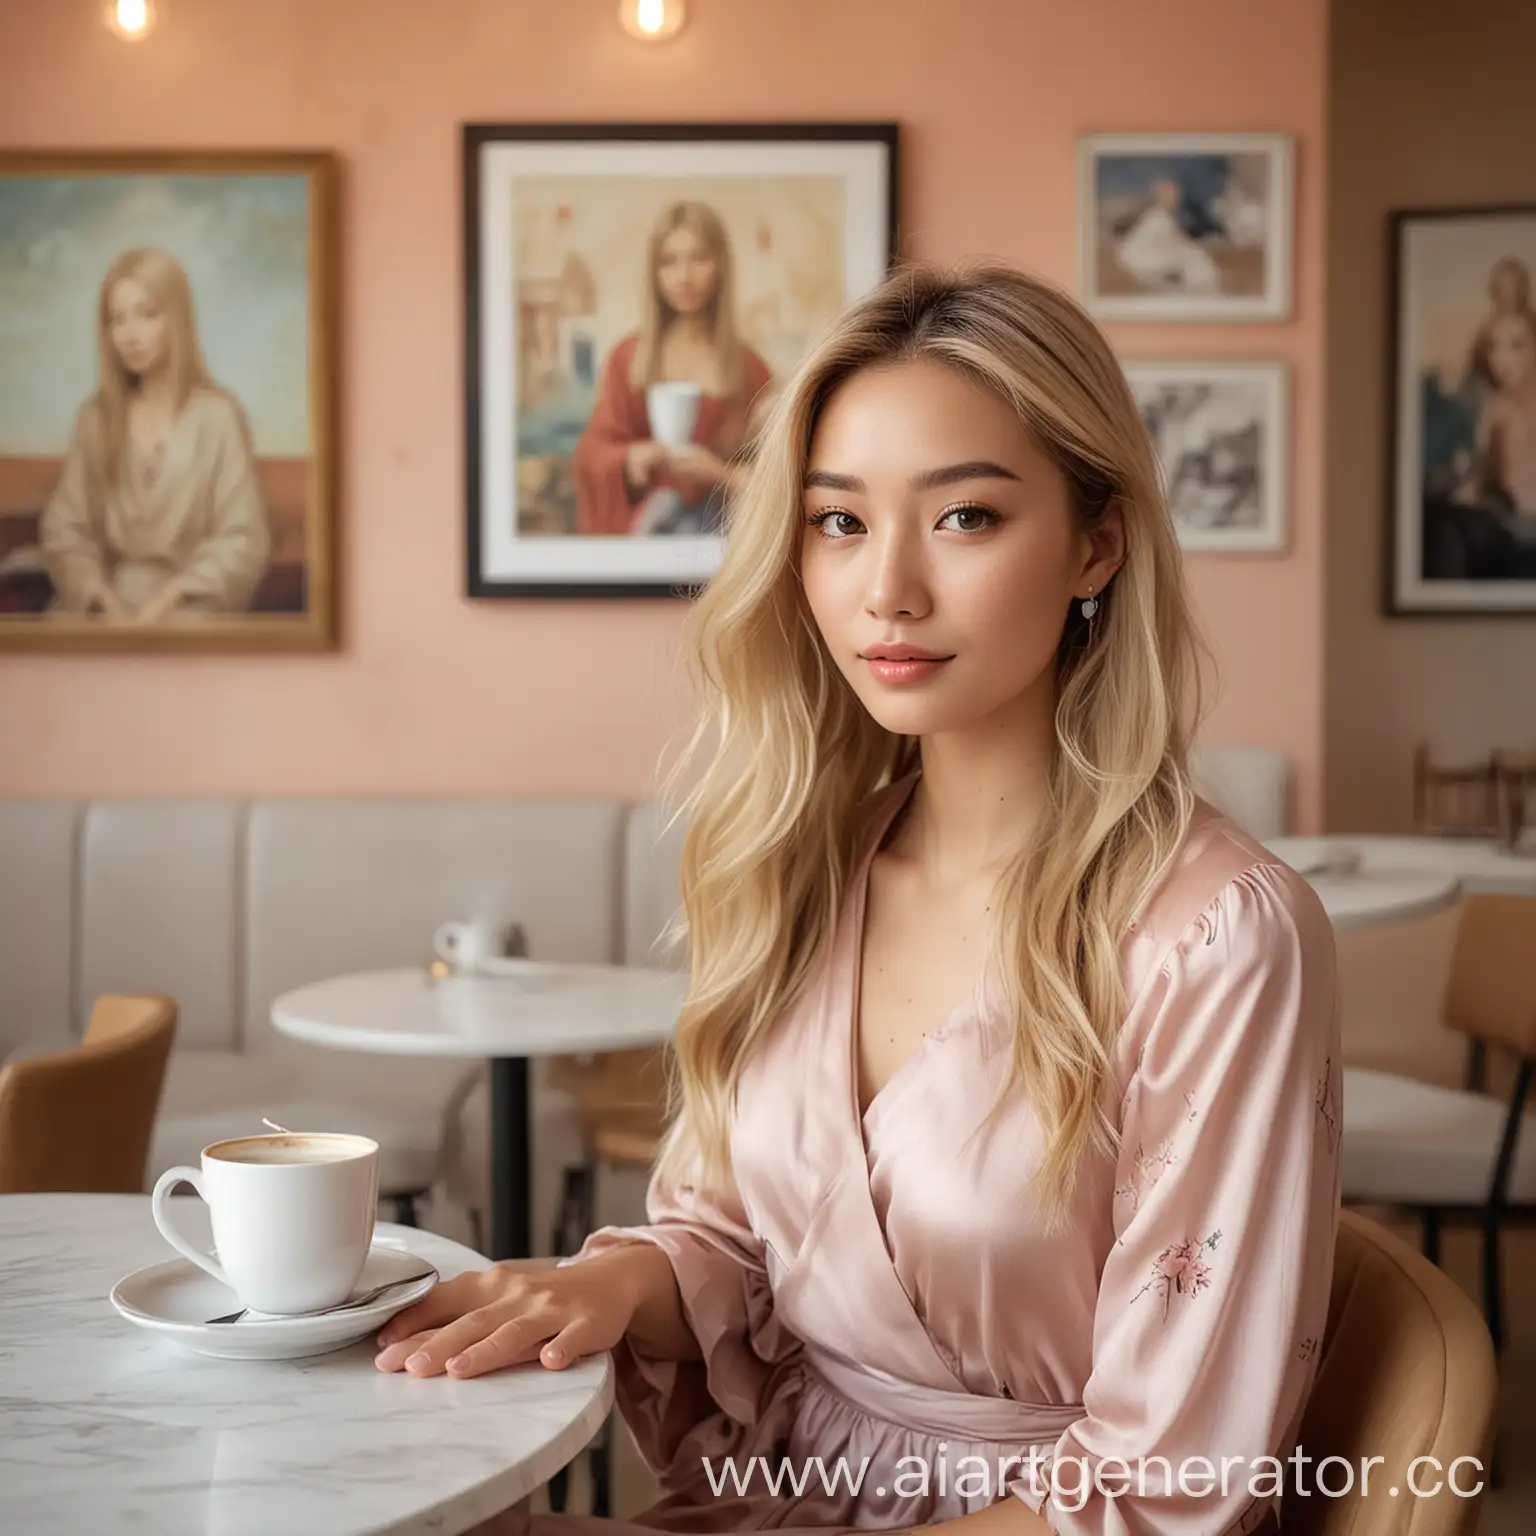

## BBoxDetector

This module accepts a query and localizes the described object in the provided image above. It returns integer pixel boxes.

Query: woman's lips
[864,656,953,685]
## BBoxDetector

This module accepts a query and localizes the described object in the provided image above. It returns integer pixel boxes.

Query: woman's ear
[1078,499,1128,596]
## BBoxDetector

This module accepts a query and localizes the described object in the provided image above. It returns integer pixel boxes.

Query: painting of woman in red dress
[571,201,772,537]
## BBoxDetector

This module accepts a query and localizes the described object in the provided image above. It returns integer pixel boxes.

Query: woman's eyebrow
[803,460,1023,494]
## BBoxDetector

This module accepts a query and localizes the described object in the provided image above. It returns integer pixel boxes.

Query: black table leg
[490,1056,531,1260]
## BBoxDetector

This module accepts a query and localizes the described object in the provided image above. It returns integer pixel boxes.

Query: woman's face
[1486,313,1536,390]
[1152,178,1181,211]
[107,276,168,379]
[655,226,719,317]
[799,359,1123,742]
[1489,262,1529,312]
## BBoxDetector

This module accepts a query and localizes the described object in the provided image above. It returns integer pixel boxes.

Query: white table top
[0,1194,612,1536]
[272,962,686,1059]
[1292,868,1462,932]
[1267,833,1536,898]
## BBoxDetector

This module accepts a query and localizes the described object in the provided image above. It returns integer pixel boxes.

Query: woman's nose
[864,530,930,621]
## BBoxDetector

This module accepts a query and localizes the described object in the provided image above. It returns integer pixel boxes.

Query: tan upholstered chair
[0,994,177,1195]
[1282,1210,1498,1535]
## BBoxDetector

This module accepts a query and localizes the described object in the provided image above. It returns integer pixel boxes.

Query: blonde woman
[572,201,772,536]
[41,247,270,620]
[382,265,1340,1536]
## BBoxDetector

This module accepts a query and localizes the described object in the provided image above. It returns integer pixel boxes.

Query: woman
[1113,178,1221,295]
[381,265,1340,1536]
[41,247,271,620]
[572,202,773,536]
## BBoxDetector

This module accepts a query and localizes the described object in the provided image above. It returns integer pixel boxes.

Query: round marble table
[272,963,686,1261]
[0,1193,613,1536]
[1267,833,1536,899]
[1289,867,1463,932]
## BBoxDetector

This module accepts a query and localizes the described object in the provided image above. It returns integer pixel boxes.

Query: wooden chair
[0,994,178,1194]
[1412,745,1502,839]
[1281,1210,1498,1535]
[546,1047,667,1519]
[1491,749,1534,851]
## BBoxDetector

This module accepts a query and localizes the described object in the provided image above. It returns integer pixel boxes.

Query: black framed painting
[1389,205,1536,616]
[463,122,899,598]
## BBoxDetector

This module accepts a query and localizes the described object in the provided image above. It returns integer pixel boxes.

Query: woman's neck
[130,368,175,410]
[665,313,711,347]
[898,683,1058,886]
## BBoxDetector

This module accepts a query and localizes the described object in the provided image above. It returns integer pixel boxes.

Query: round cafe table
[0,1193,612,1536]
[272,963,686,1262]
[1286,864,1462,933]
[1267,832,1536,900]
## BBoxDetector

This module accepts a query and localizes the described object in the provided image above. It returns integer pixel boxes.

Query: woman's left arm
[142,397,272,618]
[1007,862,1341,1536]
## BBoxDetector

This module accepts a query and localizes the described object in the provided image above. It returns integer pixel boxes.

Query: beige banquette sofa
[0,742,1286,1248]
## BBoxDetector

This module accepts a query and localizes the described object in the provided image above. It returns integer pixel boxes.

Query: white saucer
[110,1242,438,1361]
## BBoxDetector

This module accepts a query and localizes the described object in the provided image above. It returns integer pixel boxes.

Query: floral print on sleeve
[1131,1230,1223,1320]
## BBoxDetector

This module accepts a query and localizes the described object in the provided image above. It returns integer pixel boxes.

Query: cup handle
[433,922,462,963]
[151,1166,231,1287]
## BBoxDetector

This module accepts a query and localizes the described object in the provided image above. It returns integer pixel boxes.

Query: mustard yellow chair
[1282,1210,1498,1534]
[0,994,178,1194]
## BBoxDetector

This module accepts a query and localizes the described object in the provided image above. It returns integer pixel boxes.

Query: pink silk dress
[539,773,1341,1536]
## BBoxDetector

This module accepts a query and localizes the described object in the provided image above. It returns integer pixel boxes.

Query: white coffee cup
[433,916,509,972]
[150,1132,379,1316]
[646,381,703,452]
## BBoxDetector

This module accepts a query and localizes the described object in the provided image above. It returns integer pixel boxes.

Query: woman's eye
[806,509,863,539]
[938,504,998,533]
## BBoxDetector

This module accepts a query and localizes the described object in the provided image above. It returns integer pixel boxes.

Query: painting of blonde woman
[0,154,337,650]
[466,124,897,595]
[572,201,773,538]
[1392,208,1536,614]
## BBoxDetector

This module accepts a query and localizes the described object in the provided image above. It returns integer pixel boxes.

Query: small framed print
[464,122,900,598]
[1079,133,1294,322]
[0,150,338,652]
[1389,205,1536,616]
[1123,360,1290,554]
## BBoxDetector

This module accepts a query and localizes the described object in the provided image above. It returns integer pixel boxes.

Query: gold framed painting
[0,151,338,651]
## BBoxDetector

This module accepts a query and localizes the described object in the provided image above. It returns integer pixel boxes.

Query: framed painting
[1123,360,1290,554]
[1078,133,1293,321]
[1388,206,1536,616]
[0,151,338,652]
[464,122,899,597]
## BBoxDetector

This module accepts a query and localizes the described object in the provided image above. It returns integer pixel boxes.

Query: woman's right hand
[374,1252,643,1380]
[625,439,670,491]
[86,582,134,622]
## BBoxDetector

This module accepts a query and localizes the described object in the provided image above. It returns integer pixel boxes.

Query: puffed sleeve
[562,1128,799,1496]
[176,394,271,611]
[1029,862,1341,1536]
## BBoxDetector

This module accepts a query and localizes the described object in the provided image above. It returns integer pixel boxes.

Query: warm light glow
[106,0,158,41]
[618,0,687,42]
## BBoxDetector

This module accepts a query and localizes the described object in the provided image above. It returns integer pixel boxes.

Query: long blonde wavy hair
[629,201,746,398]
[655,261,1209,1227]
[92,248,217,486]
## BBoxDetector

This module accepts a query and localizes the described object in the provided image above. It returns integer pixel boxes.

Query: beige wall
[1326,0,1536,832]
[0,0,1328,821]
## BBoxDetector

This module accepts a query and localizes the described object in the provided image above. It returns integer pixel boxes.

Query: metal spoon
[206,1269,437,1326]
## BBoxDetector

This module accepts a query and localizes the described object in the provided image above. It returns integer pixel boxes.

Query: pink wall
[0,0,1328,825]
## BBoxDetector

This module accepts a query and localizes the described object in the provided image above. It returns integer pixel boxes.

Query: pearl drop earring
[1080,585,1098,620]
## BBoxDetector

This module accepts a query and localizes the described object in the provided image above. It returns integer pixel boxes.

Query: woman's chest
[730,991,1100,1269]
[655,332,722,393]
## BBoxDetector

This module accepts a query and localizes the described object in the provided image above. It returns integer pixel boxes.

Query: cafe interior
[1,1,1533,1533]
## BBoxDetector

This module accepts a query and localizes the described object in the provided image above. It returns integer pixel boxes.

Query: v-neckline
[845,772,984,1134]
